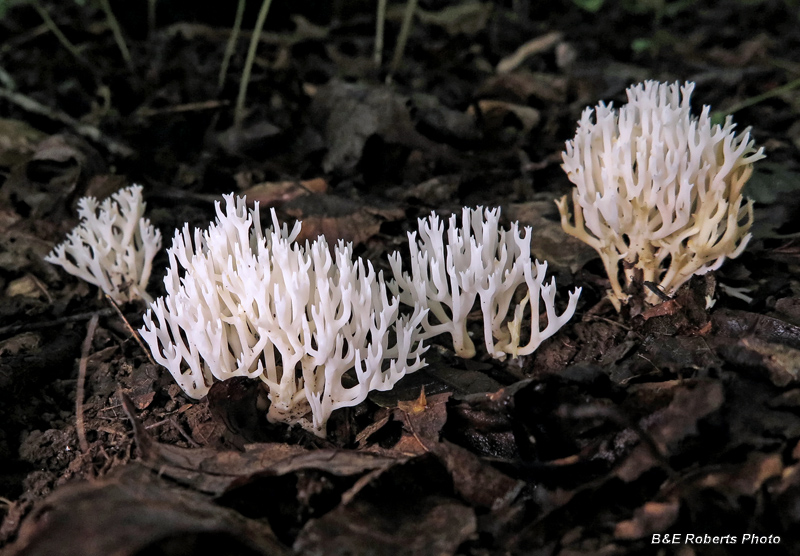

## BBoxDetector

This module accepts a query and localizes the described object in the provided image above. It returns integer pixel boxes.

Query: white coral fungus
[558,80,765,308]
[139,194,427,436]
[45,184,162,304]
[389,207,581,359]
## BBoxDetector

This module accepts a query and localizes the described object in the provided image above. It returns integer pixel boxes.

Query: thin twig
[725,77,800,115]
[584,314,633,332]
[0,308,116,337]
[387,0,418,81]
[98,0,132,70]
[0,24,49,58]
[31,0,84,63]
[0,84,135,157]
[170,417,200,447]
[104,294,155,365]
[234,0,274,127]
[374,0,387,66]
[134,99,228,118]
[401,411,430,453]
[77,314,100,455]
[218,0,246,94]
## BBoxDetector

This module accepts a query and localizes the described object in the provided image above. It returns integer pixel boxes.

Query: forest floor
[1,1,800,555]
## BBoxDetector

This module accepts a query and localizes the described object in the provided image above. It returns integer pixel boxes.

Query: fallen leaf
[507,199,597,273]
[432,440,524,510]
[0,117,46,166]
[283,194,404,246]
[697,452,782,497]
[5,465,288,556]
[1,134,105,218]
[614,500,680,540]
[308,80,445,174]
[615,379,725,482]
[5,274,49,300]
[713,309,800,350]
[477,72,568,105]
[414,1,493,37]
[295,496,475,556]
[241,177,328,206]
[392,391,451,454]
[294,457,476,556]
[469,100,541,135]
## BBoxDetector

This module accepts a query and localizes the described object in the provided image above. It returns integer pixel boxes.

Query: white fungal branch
[558,80,765,308]
[389,206,581,359]
[139,194,427,436]
[45,184,162,304]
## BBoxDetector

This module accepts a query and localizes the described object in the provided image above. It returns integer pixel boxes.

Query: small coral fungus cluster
[46,80,763,435]
[557,81,764,309]
[48,188,578,435]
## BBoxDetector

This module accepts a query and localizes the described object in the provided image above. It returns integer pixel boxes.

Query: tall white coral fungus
[557,81,765,308]
[45,184,161,304]
[139,195,427,436]
[389,207,581,360]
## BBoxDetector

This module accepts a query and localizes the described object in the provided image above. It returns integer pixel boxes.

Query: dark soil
[2,1,800,555]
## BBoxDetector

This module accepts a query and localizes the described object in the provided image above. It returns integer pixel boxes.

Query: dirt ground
[2,1,800,555]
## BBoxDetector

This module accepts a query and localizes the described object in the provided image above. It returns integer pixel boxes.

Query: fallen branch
[0,84,135,158]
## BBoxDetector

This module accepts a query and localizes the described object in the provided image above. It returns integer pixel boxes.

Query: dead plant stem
[374,0,387,66]
[98,0,132,70]
[104,294,156,366]
[218,0,246,94]
[234,0,274,127]
[31,0,84,62]
[77,314,100,455]
[388,0,418,81]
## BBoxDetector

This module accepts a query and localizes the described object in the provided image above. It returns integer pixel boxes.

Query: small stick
[0,85,135,157]
[98,0,132,70]
[218,0,246,94]
[104,294,155,365]
[31,0,85,63]
[234,0,274,127]
[77,314,100,455]
[374,0,387,66]
[387,0,419,81]
[135,99,228,119]
[0,308,115,337]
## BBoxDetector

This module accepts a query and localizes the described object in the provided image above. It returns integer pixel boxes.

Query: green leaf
[572,0,605,12]
[631,38,652,53]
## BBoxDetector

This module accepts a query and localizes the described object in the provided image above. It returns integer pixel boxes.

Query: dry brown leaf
[614,500,680,540]
[242,177,328,206]
[616,380,725,482]
[5,465,288,556]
